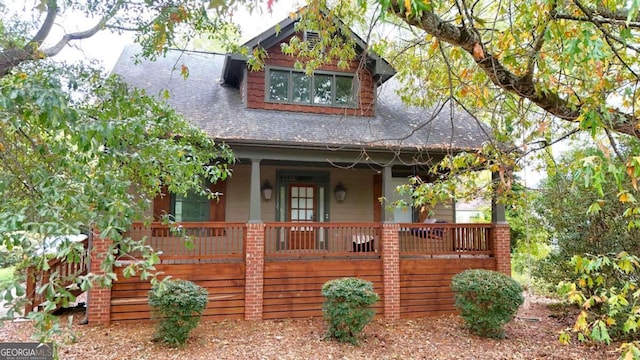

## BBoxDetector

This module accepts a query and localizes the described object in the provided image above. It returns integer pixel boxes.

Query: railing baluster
[397,223,494,258]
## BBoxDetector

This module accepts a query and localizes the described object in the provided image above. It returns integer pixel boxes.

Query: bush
[558,252,640,358]
[148,279,208,347]
[321,277,379,344]
[451,269,524,338]
[0,246,23,268]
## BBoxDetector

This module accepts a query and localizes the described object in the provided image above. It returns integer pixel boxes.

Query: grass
[0,266,16,290]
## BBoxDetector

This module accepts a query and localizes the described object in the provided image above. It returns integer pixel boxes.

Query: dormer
[222,9,395,117]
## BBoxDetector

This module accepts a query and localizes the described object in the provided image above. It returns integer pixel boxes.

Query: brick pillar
[381,223,400,319]
[245,222,265,320]
[87,232,113,325]
[493,223,511,276]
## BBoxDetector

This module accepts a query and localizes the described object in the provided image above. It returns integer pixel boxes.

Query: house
[83,10,511,325]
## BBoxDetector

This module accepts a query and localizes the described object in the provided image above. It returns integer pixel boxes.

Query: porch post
[382,166,394,222]
[381,223,400,319]
[491,172,506,223]
[491,171,511,275]
[249,159,262,223]
[87,231,113,325]
[245,222,265,320]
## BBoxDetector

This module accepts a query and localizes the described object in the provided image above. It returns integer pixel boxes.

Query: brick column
[381,223,400,319]
[87,232,113,325]
[493,223,511,275]
[245,222,265,320]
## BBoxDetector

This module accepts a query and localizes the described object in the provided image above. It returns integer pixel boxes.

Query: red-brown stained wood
[399,258,496,317]
[110,263,245,322]
[245,33,376,117]
[209,181,226,221]
[263,260,384,319]
[152,186,171,221]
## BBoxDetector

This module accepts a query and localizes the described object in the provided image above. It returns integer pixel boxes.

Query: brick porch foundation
[87,232,113,325]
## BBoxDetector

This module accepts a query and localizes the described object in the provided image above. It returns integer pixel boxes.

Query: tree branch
[27,0,58,50]
[42,1,124,57]
[386,1,640,139]
[0,0,125,75]
[525,2,556,82]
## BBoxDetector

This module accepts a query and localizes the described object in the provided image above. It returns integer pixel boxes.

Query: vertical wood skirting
[88,232,113,325]
[493,223,511,275]
[381,223,400,319]
[245,222,265,320]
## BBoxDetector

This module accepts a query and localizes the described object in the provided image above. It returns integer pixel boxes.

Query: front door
[289,184,316,250]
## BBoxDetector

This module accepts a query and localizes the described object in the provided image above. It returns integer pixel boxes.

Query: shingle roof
[112,46,492,152]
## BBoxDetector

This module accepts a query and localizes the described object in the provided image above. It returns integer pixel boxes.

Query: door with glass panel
[288,184,316,250]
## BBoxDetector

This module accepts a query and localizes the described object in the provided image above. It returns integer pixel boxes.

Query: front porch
[87,148,511,325]
[92,221,509,324]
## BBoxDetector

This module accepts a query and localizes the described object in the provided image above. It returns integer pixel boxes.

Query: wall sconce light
[261,180,273,201]
[334,182,347,202]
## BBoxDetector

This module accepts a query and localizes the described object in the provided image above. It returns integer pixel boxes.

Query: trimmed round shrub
[451,269,524,338]
[321,277,379,344]
[148,279,208,347]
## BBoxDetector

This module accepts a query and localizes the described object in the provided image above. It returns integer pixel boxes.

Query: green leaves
[148,279,208,347]
[0,60,232,345]
[559,252,640,351]
[451,269,524,339]
[321,277,379,344]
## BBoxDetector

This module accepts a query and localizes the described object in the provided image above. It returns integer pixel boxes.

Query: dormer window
[266,67,358,108]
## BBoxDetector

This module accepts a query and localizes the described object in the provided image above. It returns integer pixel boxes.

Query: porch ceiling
[227,142,446,167]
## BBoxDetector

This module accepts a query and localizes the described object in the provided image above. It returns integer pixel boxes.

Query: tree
[0,0,247,341]
[532,145,640,285]
[4,0,640,341]
[380,0,640,138]
[0,0,250,75]
[285,0,640,225]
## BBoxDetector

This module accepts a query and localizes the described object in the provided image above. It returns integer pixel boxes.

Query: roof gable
[223,8,396,87]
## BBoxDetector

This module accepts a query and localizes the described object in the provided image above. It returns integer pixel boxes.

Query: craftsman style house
[80,11,510,324]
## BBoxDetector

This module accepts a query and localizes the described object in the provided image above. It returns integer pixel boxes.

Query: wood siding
[246,33,376,117]
[263,260,384,319]
[110,263,245,322]
[399,258,496,317]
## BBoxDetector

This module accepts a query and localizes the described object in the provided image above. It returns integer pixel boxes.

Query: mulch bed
[0,295,618,359]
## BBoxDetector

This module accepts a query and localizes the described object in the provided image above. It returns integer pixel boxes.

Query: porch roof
[113,46,492,153]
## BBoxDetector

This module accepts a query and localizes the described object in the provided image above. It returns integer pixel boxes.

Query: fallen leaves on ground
[0,294,617,359]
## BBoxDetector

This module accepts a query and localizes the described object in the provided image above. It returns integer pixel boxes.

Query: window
[154,181,226,222]
[172,189,210,222]
[267,68,357,107]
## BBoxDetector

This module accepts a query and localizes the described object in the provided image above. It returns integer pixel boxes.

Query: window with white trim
[266,68,358,107]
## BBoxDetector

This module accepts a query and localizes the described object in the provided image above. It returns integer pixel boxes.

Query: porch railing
[124,222,494,261]
[126,222,246,262]
[264,222,382,259]
[25,238,89,315]
[399,223,493,257]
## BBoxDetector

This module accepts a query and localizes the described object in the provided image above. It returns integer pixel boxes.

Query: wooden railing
[25,238,89,315]
[264,222,382,259]
[399,223,493,257]
[124,221,494,261]
[126,222,246,262]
